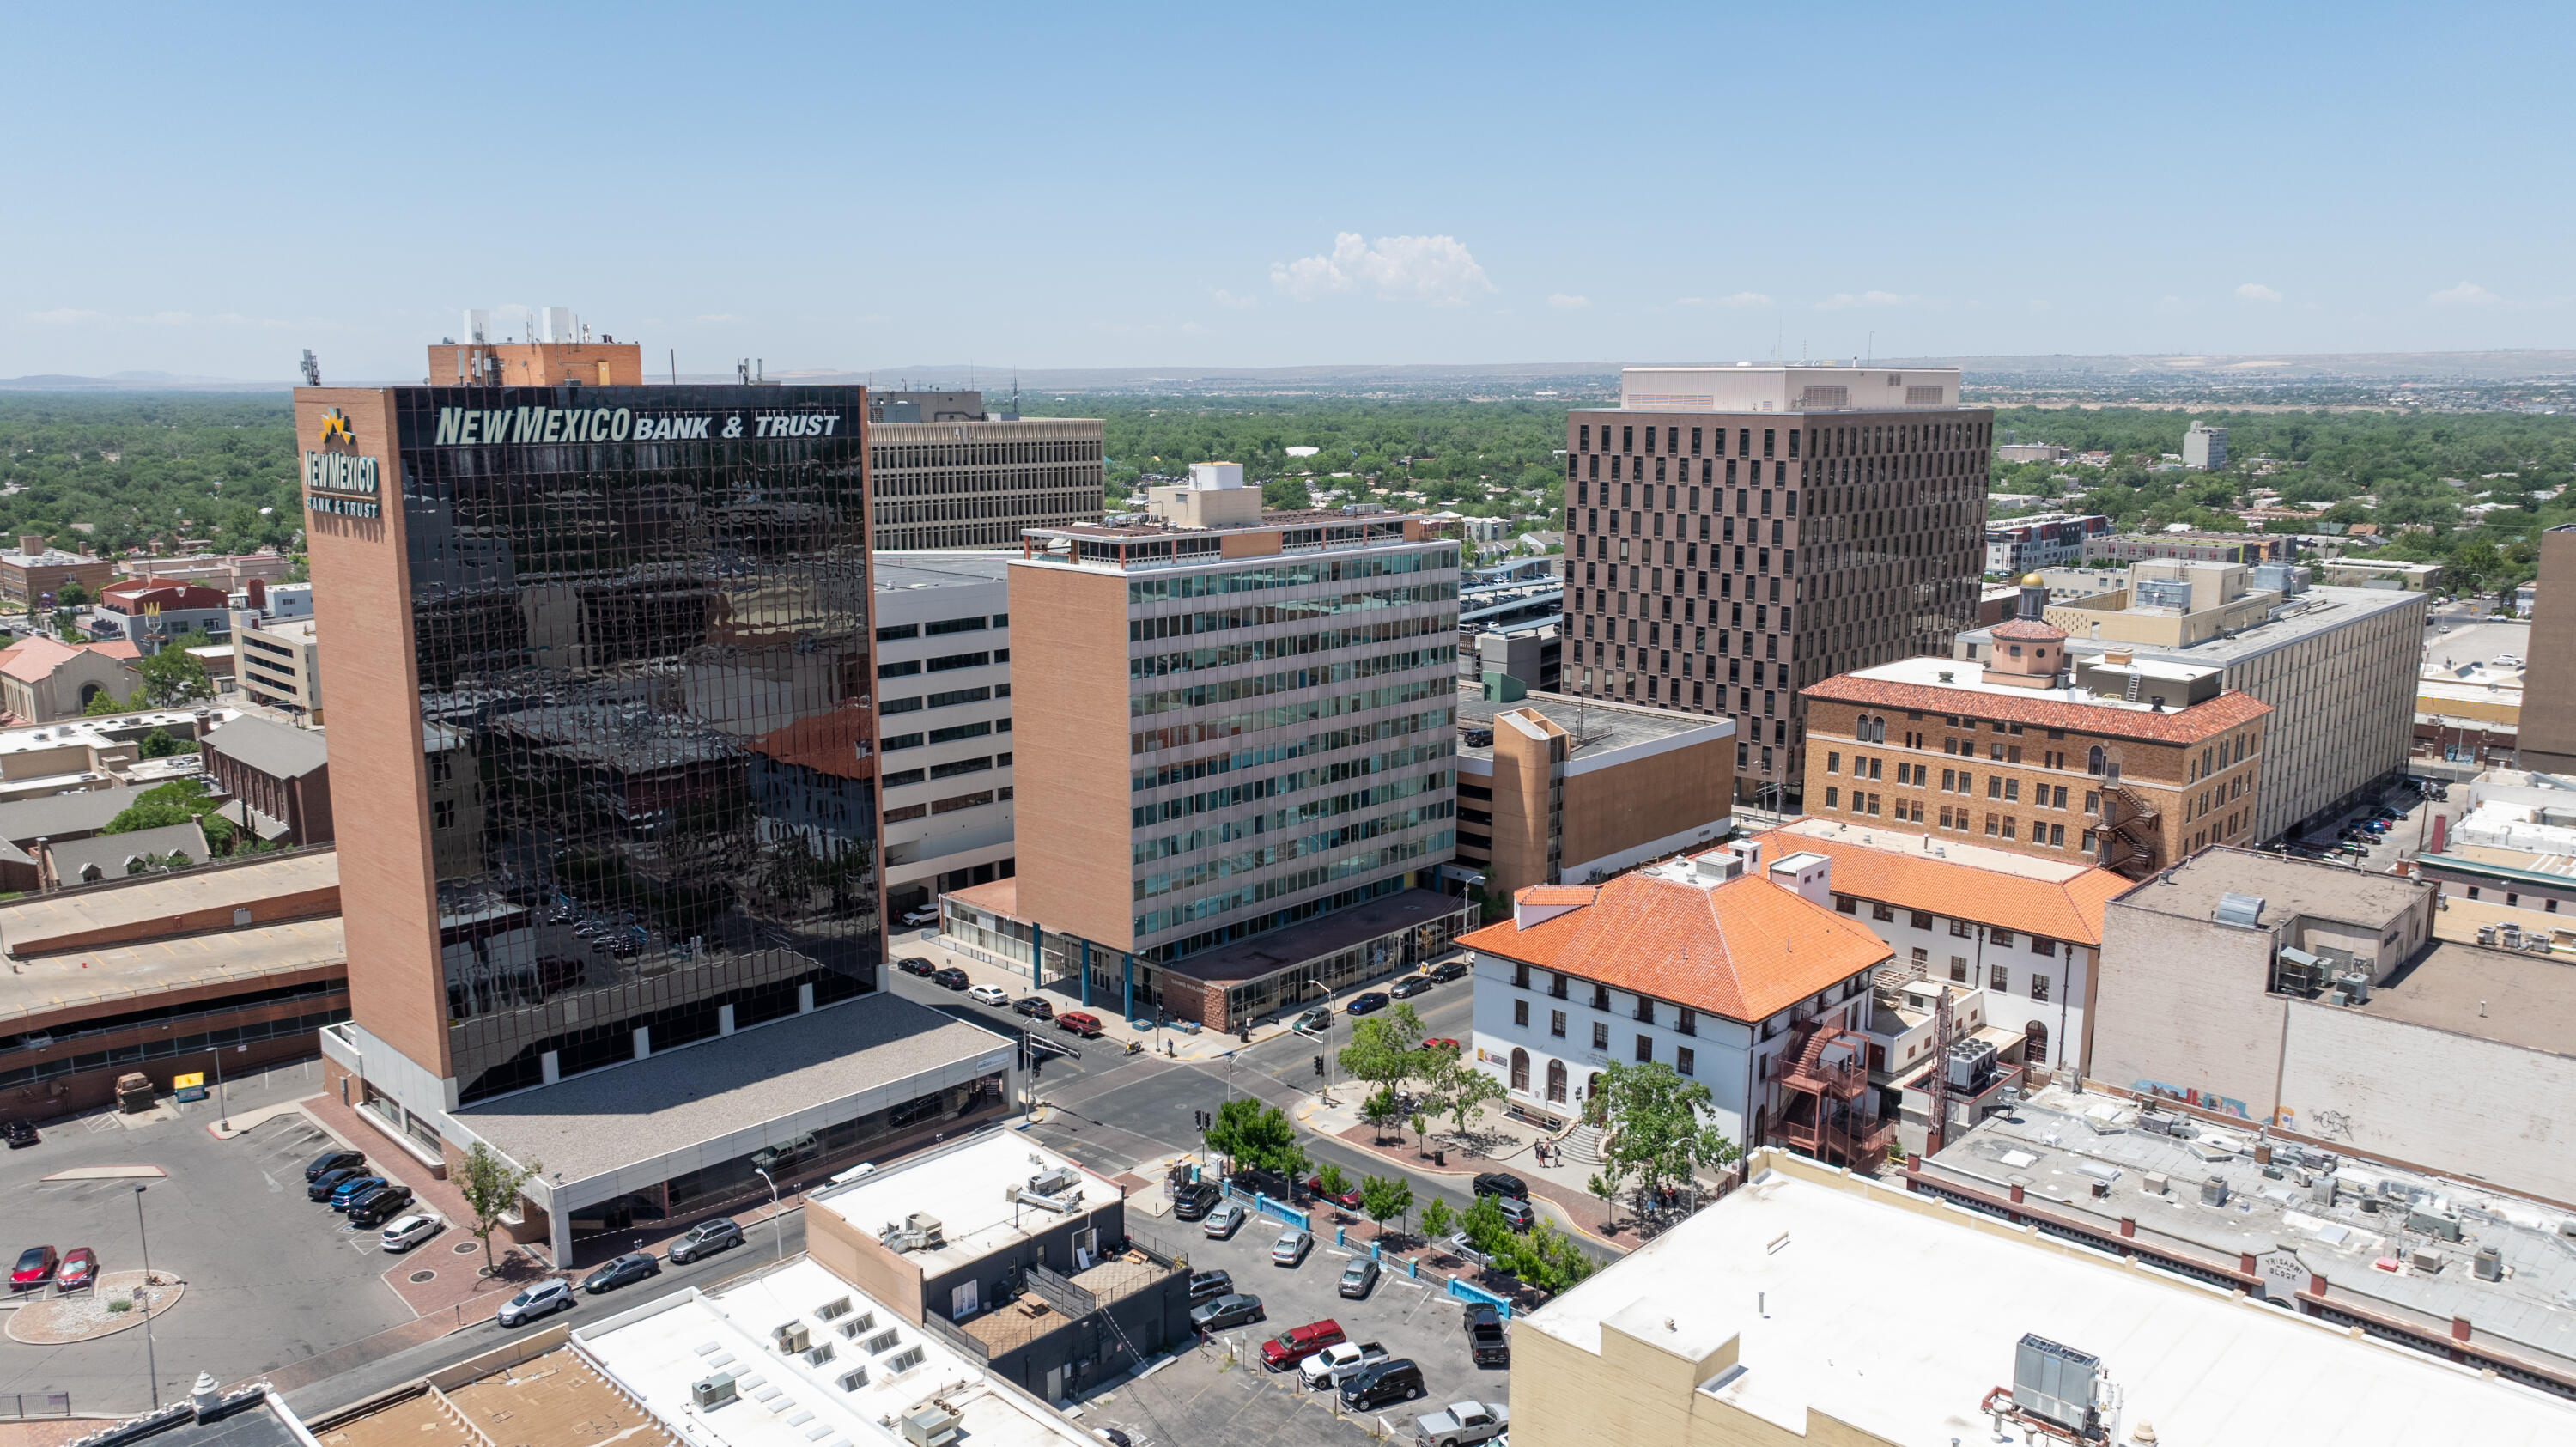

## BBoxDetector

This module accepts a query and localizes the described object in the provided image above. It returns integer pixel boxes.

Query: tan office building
[1801,594,2273,878]
[1454,684,1734,897]
[2520,523,2576,774]
[1561,365,1991,808]
[942,464,1468,1028]
[234,614,321,719]
[0,535,113,607]
[868,392,1103,550]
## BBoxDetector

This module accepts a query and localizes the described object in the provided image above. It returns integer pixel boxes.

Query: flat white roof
[809,1131,1125,1276]
[1522,1162,2576,1444]
[1773,816,2094,884]
[1850,654,2208,714]
[577,1258,1092,1447]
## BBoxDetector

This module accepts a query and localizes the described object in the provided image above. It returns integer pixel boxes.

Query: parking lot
[1094,1199,1508,1447]
[0,1067,416,1413]
[2288,776,2452,870]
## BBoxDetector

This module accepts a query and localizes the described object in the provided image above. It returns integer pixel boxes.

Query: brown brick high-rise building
[1798,586,2273,879]
[2518,523,2576,774]
[1561,366,1990,809]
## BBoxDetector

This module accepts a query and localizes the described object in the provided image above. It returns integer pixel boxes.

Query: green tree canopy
[1587,1061,1741,1207]
[1205,1097,1306,1178]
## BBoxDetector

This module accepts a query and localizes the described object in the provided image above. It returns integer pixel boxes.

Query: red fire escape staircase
[1771,1020,1896,1170]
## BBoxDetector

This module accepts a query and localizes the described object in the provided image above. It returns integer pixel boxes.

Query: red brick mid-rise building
[1560,366,1990,808]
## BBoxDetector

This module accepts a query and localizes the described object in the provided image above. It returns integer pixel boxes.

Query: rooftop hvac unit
[2336,971,2372,1006]
[2215,892,2267,928]
[1028,1166,1082,1198]
[2200,1176,2229,1207]
[775,1321,811,1354]
[1944,1039,1998,1093]
[690,1374,738,1409]
[908,1213,945,1249]
[901,1405,963,1447]
[2475,1246,2504,1282]
[2011,1335,2102,1435]
[2407,1207,2464,1243]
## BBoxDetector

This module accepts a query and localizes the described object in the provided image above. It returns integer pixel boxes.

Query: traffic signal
[1313,1055,1326,1079]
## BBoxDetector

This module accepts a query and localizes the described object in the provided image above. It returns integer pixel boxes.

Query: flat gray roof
[1162,887,1465,986]
[1962,585,2425,665]
[1924,1081,2576,1378]
[0,785,133,844]
[2111,846,2429,931]
[871,550,1013,588]
[1454,683,1716,763]
[2356,939,2576,1055]
[457,993,1012,1185]
[203,714,328,780]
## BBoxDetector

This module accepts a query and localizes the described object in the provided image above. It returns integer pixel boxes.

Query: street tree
[1358,1174,1413,1240]
[1435,1055,1504,1143]
[1206,1097,1305,1178]
[1418,1195,1455,1245]
[1587,1061,1741,1211]
[1336,1003,1429,1109]
[459,1141,542,1276]
[1314,1161,1352,1202]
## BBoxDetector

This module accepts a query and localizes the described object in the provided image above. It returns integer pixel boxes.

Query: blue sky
[6,1,2571,380]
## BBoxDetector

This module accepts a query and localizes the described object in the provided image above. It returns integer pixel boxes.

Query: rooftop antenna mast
[299,350,319,387]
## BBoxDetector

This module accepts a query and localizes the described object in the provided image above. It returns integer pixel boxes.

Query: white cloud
[1815,290,1923,310]
[1208,288,1258,311]
[2236,283,2283,303]
[1679,292,1772,308]
[27,308,105,325]
[1269,231,1495,305]
[2428,280,2500,306]
[1546,294,1589,310]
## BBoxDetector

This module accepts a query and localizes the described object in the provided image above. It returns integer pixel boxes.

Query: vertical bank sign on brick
[430,404,848,446]
[304,410,380,518]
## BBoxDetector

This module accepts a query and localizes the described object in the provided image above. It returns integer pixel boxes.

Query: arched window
[2087,745,2105,775]
[1509,1048,1529,1094]
[1585,1071,1602,1103]
[1546,1059,1567,1103]
[79,682,105,707]
[2024,1019,2050,1065]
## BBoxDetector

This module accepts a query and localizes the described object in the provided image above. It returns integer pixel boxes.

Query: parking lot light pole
[133,1185,160,1409]
[751,1168,784,1262]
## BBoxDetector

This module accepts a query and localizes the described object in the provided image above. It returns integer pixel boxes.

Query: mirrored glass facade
[390,386,879,1103]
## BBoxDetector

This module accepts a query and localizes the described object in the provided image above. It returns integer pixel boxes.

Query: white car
[901,906,940,927]
[967,984,1012,1007]
[1302,1340,1389,1389]
[496,1277,574,1327]
[379,1213,444,1253]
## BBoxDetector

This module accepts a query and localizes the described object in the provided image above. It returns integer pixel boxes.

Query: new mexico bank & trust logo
[304,408,380,520]
[317,408,356,446]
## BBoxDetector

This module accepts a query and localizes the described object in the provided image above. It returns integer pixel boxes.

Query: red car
[1056,1011,1103,1038]
[11,1245,58,1292]
[1422,1037,1461,1052]
[1257,1317,1346,1371]
[56,1249,95,1292]
[1303,1176,1364,1212]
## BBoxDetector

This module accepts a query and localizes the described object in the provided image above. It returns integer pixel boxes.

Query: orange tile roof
[0,635,84,684]
[1753,827,2127,945]
[744,705,873,780]
[1458,871,1890,1023]
[1990,619,2066,641]
[1802,674,2271,745]
[82,641,140,660]
[1516,885,1599,906]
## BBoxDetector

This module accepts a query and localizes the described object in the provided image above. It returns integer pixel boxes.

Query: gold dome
[2020,572,2044,587]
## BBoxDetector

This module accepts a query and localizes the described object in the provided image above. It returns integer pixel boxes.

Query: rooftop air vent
[2214,893,2265,928]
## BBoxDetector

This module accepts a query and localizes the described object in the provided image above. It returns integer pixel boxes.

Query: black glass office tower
[381,386,879,1103]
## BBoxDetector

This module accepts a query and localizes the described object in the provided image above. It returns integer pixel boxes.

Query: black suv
[895,957,938,977]
[1340,1359,1425,1411]
[1472,1171,1528,1201]
[1013,996,1054,1021]
[1172,1182,1221,1220]
[931,967,970,990]
[1464,1304,1509,1367]
[3,1119,38,1149]
[307,1166,364,1201]
[348,1185,416,1228]
[304,1149,365,1182]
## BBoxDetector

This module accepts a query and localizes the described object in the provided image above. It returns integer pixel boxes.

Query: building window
[433,799,455,830]
[1592,1022,1609,1051]
[1550,1009,1567,1038]
[429,753,453,783]
[1635,1034,1653,1063]
[1550,972,1569,1000]
[1910,910,1933,931]
[1950,956,1969,982]
[2031,937,2057,957]
[1514,1000,1529,1028]
[1991,928,2016,948]
[1676,1047,1696,1078]
[1674,1007,1695,1036]
[1546,1059,1567,1103]
[1990,964,2010,992]
[1835,894,1857,915]
[1592,983,1611,1011]
[1871,901,1896,922]
[1513,963,1530,989]
[2031,974,2051,1003]
[1950,919,1971,938]
[1510,1049,1530,1093]
[1911,947,1929,970]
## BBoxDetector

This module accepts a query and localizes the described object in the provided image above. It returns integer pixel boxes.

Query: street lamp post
[751,1168,784,1262]
[1302,978,1334,1102]
[132,1185,160,1410]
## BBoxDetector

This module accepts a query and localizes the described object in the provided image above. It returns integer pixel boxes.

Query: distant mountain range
[9,350,2573,393]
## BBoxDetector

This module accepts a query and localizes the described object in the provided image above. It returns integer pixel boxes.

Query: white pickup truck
[1415,1401,1509,1447]
[1301,1340,1388,1389]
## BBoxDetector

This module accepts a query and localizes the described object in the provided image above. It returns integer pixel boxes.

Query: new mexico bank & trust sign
[432,404,845,446]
